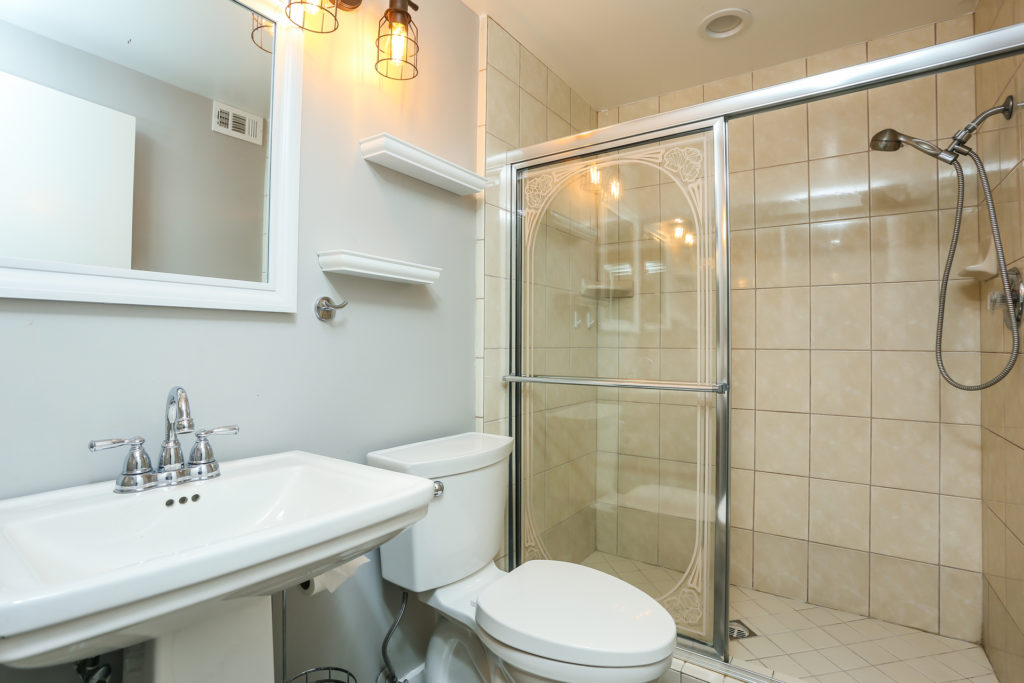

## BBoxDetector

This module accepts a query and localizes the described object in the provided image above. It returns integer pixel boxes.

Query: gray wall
[0,0,479,680]
[0,19,269,282]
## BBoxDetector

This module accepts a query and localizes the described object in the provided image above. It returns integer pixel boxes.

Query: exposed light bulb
[610,179,620,200]
[684,233,695,245]
[674,226,684,239]
[390,21,408,63]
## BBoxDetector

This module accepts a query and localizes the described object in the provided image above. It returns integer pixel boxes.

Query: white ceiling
[460,0,977,109]
[0,0,272,116]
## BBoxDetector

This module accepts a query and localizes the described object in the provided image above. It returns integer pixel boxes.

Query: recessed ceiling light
[700,8,752,39]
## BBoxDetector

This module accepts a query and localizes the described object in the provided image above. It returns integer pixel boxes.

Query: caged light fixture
[250,12,274,53]
[376,0,420,80]
[284,0,362,34]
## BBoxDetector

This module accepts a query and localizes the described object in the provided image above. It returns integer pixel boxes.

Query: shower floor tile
[582,552,998,682]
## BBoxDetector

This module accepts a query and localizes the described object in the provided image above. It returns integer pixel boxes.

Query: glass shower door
[508,121,730,656]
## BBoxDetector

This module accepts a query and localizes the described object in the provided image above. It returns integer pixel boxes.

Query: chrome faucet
[89,387,237,493]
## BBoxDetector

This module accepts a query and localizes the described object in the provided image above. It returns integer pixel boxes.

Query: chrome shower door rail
[503,375,728,394]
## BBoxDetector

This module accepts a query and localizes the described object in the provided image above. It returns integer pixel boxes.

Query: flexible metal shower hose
[937,147,1019,390]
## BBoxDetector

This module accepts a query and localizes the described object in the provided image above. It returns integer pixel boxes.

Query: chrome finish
[503,374,728,394]
[432,480,444,497]
[988,267,1024,330]
[159,387,194,476]
[952,95,1015,147]
[314,296,348,321]
[89,436,158,493]
[869,129,957,164]
[502,24,1024,168]
[187,425,239,481]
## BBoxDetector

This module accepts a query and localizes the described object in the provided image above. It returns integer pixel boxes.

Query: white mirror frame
[0,0,301,313]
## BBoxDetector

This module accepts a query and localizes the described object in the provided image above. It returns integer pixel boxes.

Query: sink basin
[0,451,434,668]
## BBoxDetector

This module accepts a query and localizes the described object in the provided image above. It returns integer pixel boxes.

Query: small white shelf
[318,249,441,285]
[360,133,486,196]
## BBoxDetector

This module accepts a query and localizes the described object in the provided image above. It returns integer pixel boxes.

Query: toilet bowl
[368,433,676,683]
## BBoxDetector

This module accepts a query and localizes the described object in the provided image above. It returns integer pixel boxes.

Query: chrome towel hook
[315,296,348,321]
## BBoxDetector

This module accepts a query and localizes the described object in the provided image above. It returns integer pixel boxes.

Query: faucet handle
[89,436,158,493]
[187,425,238,480]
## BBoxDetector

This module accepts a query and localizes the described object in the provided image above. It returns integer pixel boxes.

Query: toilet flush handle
[432,481,445,497]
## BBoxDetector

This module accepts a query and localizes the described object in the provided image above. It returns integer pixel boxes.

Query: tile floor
[583,551,998,683]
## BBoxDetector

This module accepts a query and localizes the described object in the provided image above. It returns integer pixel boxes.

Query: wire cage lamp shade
[251,12,274,53]
[284,0,362,34]
[376,0,419,80]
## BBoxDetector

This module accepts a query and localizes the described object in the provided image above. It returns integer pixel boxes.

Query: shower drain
[728,620,754,639]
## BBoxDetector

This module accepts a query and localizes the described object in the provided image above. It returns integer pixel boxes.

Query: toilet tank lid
[367,432,513,478]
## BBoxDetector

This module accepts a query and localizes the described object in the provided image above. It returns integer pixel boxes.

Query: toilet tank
[367,433,513,592]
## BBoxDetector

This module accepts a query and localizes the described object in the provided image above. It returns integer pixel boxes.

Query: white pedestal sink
[0,451,435,676]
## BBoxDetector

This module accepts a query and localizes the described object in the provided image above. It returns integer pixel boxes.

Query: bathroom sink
[0,451,435,668]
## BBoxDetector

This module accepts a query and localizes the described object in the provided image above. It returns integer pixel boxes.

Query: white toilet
[368,432,676,683]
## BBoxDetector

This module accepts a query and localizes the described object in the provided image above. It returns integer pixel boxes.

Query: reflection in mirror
[0,0,274,283]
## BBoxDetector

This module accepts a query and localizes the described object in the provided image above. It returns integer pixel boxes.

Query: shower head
[869,129,957,164]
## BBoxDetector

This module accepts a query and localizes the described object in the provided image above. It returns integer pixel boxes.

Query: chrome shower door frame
[505,117,732,660]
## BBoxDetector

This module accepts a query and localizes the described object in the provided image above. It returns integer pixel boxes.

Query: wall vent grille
[211,101,263,145]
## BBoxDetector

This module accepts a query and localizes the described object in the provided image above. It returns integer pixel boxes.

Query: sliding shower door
[507,120,730,656]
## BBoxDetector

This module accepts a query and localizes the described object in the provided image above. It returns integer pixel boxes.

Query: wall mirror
[0,0,300,312]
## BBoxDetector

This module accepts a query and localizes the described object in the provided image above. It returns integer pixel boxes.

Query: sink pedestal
[123,596,275,683]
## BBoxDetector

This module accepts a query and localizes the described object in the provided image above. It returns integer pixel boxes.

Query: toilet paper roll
[298,555,370,597]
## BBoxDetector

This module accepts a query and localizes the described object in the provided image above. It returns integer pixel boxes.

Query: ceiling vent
[211,101,263,145]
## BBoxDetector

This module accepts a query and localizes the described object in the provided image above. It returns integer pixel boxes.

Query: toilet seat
[475,560,676,668]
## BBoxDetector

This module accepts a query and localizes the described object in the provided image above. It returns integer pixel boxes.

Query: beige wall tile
[731,528,754,587]
[807,43,866,76]
[753,59,807,88]
[519,91,547,147]
[660,459,698,518]
[872,351,941,421]
[729,170,755,231]
[547,71,570,121]
[810,479,870,550]
[755,224,810,287]
[867,25,935,61]
[940,495,982,571]
[810,219,872,285]
[869,147,939,215]
[547,110,570,141]
[871,487,939,563]
[870,212,939,283]
[756,287,810,349]
[729,117,754,172]
[870,554,939,632]
[731,230,755,289]
[753,105,809,168]
[871,282,940,351]
[755,164,810,228]
[940,352,983,424]
[756,350,810,412]
[617,507,658,563]
[660,404,699,462]
[940,567,982,642]
[486,19,520,82]
[619,401,659,457]
[732,467,754,529]
[619,453,658,512]
[809,543,870,615]
[619,96,659,123]
[732,289,755,349]
[811,415,871,484]
[519,47,547,104]
[732,409,755,470]
[733,349,755,409]
[658,514,697,572]
[809,91,869,159]
[596,108,617,128]
[810,153,870,221]
[811,350,872,417]
[811,284,871,349]
[659,85,702,112]
[703,72,752,100]
[755,410,810,476]
[941,424,982,497]
[871,419,940,493]
[938,68,978,139]
[936,14,974,43]
[486,66,519,146]
[754,532,808,601]
[754,472,809,539]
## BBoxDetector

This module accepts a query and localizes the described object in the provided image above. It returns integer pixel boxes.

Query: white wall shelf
[360,133,486,196]
[318,249,441,285]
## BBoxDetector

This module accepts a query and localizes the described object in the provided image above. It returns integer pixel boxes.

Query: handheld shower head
[870,128,957,164]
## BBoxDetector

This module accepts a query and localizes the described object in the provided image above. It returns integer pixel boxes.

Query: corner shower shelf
[360,133,486,196]
[317,249,441,285]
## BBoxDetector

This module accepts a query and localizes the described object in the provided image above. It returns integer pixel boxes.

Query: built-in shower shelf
[317,250,441,284]
[360,133,486,196]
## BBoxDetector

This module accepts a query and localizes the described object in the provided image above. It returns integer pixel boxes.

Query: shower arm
[950,95,1015,148]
